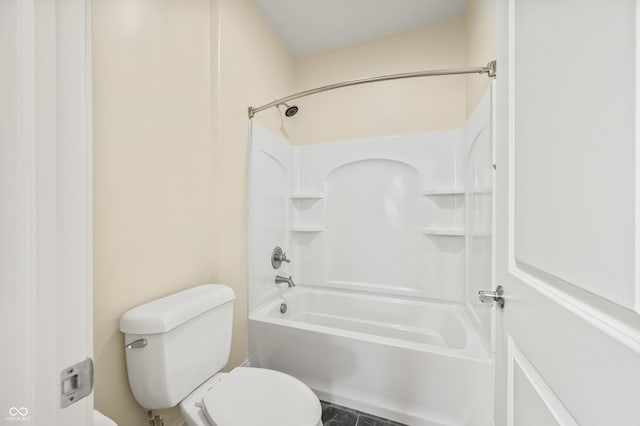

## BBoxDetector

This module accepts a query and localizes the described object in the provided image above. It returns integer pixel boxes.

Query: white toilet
[119,284,322,426]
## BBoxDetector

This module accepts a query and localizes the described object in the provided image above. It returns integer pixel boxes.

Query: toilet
[119,284,322,426]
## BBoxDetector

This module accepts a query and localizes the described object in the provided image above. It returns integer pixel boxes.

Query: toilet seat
[200,367,321,426]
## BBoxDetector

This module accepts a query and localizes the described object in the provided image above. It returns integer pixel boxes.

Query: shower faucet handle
[271,246,290,269]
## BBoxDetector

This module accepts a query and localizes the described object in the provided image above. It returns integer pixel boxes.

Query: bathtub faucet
[275,275,295,288]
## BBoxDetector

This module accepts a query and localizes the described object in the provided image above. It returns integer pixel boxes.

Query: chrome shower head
[279,102,298,117]
[285,105,298,117]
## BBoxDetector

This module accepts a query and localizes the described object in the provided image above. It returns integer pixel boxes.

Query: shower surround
[248,89,494,425]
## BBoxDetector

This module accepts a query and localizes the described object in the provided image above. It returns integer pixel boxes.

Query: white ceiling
[252,0,469,57]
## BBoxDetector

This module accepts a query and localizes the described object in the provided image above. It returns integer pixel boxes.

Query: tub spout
[275,275,295,287]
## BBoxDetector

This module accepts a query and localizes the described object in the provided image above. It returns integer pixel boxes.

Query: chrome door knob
[478,285,505,309]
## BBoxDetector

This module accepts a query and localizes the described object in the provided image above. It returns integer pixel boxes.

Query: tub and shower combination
[248,84,494,425]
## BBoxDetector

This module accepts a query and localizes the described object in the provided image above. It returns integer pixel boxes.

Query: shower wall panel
[293,131,465,301]
[464,86,494,338]
[248,124,293,310]
[324,159,421,292]
[250,87,493,309]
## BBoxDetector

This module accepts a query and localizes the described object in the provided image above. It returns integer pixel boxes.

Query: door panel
[499,277,640,424]
[506,0,639,313]
[512,0,636,310]
[495,0,640,424]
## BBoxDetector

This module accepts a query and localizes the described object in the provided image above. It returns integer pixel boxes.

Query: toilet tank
[119,284,235,409]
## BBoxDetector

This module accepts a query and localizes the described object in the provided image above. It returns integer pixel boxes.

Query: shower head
[279,102,299,117]
[285,105,298,117]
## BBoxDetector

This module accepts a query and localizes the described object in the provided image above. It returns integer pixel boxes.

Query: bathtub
[248,287,493,426]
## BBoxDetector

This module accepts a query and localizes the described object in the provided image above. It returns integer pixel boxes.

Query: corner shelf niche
[291,226,324,233]
[290,193,325,200]
[290,193,325,234]
[421,185,464,238]
[421,227,464,237]
[420,187,492,196]
[421,187,464,196]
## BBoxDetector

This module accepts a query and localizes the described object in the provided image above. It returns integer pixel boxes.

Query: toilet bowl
[119,284,321,426]
[180,368,321,426]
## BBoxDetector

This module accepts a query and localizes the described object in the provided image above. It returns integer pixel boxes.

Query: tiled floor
[321,401,409,426]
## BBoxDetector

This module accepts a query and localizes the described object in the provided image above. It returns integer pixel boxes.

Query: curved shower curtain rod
[248,60,496,118]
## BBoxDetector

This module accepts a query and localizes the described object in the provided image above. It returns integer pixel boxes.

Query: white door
[0,1,93,425]
[494,0,640,424]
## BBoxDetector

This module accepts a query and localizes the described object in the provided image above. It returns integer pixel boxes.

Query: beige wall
[289,18,467,145]
[92,0,293,425]
[214,0,295,371]
[465,0,496,117]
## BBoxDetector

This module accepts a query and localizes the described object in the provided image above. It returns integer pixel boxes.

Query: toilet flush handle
[125,338,147,349]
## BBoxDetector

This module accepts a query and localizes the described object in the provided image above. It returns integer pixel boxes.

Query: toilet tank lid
[119,284,235,335]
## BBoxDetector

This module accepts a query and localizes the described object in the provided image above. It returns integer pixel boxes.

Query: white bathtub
[248,287,493,426]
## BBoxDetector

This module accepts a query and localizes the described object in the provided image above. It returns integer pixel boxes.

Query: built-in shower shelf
[421,187,492,196]
[290,193,325,200]
[291,226,324,233]
[421,187,464,196]
[421,227,465,236]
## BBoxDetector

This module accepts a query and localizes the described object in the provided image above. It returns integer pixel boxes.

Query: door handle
[478,285,505,309]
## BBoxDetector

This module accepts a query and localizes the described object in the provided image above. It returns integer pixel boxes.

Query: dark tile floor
[321,401,409,426]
